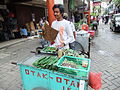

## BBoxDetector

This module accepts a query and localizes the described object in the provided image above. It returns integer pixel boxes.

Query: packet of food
[82,60,88,67]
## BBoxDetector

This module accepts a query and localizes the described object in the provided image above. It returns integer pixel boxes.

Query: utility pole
[64,0,69,14]
[46,0,55,26]
[83,0,85,20]
[93,0,94,13]
[88,0,91,25]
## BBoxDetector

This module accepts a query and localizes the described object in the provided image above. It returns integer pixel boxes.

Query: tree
[114,0,120,7]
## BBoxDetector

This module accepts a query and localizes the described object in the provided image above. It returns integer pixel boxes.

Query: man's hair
[52,4,64,14]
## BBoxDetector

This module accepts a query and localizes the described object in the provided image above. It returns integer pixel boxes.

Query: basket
[56,56,91,78]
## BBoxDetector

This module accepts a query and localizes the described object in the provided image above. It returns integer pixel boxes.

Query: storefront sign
[54,0,63,4]
[93,2,101,6]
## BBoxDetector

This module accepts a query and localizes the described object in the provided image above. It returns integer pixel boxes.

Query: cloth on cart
[76,30,90,52]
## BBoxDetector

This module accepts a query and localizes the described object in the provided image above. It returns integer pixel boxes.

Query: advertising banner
[93,2,101,6]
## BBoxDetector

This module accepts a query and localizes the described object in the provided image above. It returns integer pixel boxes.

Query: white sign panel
[54,0,63,5]
[79,80,85,90]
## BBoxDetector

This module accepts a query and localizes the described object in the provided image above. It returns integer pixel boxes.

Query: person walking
[51,4,75,49]
[105,15,109,24]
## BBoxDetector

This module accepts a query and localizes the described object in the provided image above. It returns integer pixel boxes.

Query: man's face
[53,8,62,20]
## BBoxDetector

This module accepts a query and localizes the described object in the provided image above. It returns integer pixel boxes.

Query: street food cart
[11,23,92,90]
[12,48,91,90]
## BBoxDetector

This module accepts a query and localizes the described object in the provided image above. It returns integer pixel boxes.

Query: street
[0,22,120,90]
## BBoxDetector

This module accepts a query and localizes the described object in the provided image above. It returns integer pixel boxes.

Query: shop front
[0,0,46,41]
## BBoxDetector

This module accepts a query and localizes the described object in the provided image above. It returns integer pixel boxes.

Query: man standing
[51,4,75,49]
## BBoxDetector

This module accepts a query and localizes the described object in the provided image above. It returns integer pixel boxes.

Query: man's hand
[55,43,65,48]
[41,26,45,31]
[61,43,65,47]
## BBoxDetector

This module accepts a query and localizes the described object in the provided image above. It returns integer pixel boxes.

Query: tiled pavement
[90,23,120,90]
[0,38,40,90]
[0,23,120,90]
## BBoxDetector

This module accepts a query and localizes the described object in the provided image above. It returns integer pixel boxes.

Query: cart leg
[88,38,91,58]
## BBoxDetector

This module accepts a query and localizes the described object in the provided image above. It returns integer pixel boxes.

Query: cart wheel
[73,41,84,54]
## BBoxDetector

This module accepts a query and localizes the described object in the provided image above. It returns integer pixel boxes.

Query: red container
[87,30,95,37]
[82,24,89,31]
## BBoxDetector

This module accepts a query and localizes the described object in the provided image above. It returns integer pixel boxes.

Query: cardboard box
[43,24,58,42]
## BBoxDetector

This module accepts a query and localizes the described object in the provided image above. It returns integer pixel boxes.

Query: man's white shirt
[51,19,75,49]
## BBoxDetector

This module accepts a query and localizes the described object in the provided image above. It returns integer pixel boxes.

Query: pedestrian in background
[102,16,104,23]
[92,20,98,30]
[105,15,109,24]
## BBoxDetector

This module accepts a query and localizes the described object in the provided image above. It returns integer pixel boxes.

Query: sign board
[93,0,102,2]
[54,0,63,4]
[93,2,101,6]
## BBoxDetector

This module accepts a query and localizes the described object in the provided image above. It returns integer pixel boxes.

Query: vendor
[51,4,75,49]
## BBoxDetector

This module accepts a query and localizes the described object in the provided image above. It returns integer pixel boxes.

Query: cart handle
[11,62,17,65]
[30,51,36,53]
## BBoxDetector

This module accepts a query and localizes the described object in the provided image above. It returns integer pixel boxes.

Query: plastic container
[81,24,89,31]
[56,56,91,78]
[87,30,95,37]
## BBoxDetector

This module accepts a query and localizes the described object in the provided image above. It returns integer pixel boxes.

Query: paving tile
[112,79,120,86]
[103,87,110,90]
[108,85,117,90]
[102,75,109,80]
[107,76,115,81]
[102,83,109,89]
[111,82,120,88]
[115,87,120,90]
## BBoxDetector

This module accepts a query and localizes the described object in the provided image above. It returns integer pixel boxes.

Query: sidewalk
[0,38,29,49]
[0,35,39,49]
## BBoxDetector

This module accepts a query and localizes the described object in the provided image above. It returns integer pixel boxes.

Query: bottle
[58,49,63,58]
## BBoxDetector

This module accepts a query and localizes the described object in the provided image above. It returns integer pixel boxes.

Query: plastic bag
[89,72,102,90]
